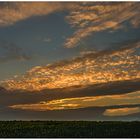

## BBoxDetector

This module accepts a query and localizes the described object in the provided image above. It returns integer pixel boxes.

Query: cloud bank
[1,41,140,91]
[10,90,140,113]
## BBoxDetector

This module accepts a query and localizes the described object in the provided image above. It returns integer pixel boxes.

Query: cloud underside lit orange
[1,41,140,91]
[10,90,140,117]
[103,107,140,116]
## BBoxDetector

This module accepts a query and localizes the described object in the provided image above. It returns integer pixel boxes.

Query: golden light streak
[103,107,140,116]
[10,90,140,111]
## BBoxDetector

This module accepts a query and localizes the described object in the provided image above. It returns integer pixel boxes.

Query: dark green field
[0,121,140,138]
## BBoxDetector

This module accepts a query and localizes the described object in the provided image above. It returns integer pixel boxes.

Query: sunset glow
[0,2,140,120]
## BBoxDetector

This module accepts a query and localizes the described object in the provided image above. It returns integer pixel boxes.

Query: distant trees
[0,121,139,138]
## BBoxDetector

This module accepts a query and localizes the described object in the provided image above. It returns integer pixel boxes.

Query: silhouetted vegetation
[0,121,140,138]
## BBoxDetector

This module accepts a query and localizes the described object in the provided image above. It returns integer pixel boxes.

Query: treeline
[0,121,140,138]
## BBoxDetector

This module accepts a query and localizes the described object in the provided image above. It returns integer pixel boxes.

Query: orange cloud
[103,107,140,116]
[64,2,140,48]
[0,2,78,26]
[1,41,140,91]
[1,2,139,50]
[9,90,140,111]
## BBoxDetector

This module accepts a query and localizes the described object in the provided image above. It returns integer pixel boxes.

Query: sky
[0,2,140,120]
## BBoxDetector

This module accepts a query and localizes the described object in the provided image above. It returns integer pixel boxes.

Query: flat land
[0,121,140,138]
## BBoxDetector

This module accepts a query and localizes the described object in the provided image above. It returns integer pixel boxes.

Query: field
[0,121,140,138]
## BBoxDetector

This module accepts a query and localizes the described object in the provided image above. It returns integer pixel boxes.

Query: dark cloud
[0,101,140,121]
[0,78,140,120]
[0,40,31,63]
[0,78,140,106]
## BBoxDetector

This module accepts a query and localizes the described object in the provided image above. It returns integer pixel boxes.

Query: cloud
[0,40,30,63]
[1,41,140,91]
[0,2,79,26]
[103,107,140,116]
[64,2,140,48]
[42,38,52,43]
[1,2,139,49]
[9,90,140,111]
[0,2,139,49]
